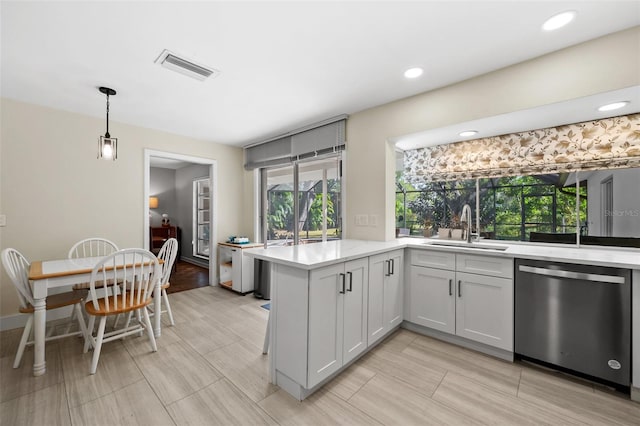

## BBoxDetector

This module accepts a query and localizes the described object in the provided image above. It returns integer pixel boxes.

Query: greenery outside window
[396,172,587,242]
[263,155,342,246]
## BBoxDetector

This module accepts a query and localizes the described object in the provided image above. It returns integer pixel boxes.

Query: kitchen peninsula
[245,239,640,402]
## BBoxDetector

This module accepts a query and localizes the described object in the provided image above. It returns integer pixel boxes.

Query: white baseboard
[0,306,73,332]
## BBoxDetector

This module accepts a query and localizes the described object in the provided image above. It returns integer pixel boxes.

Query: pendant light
[97,87,118,160]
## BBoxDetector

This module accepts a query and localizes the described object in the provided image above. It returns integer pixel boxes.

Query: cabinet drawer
[456,254,513,279]
[411,249,455,270]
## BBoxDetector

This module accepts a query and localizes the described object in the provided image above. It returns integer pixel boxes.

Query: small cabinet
[408,266,455,334]
[308,258,369,388]
[218,242,262,294]
[455,271,513,349]
[407,250,513,351]
[368,249,404,346]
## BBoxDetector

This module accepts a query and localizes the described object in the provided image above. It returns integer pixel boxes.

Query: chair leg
[141,308,157,352]
[123,311,133,329]
[84,316,96,353]
[74,304,89,347]
[13,316,33,368]
[64,306,77,335]
[89,317,107,375]
[162,289,175,326]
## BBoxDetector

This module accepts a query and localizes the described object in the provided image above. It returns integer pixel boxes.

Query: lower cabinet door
[231,248,242,292]
[409,266,456,334]
[383,250,404,329]
[308,263,344,388]
[342,258,369,364]
[455,272,513,351]
[367,253,387,346]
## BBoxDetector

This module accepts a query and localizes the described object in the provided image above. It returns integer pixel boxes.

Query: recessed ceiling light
[459,130,478,137]
[597,101,629,112]
[542,11,576,31]
[404,67,423,79]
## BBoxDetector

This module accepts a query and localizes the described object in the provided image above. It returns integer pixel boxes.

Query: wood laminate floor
[1,285,639,425]
[165,261,210,294]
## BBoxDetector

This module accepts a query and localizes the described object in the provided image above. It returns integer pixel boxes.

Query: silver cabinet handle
[347,271,353,292]
[449,279,452,296]
[518,265,625,284]
[339,273,346,294]
[458,280,462,297]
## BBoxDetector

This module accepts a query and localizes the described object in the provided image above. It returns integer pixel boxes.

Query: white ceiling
[394,85,640,150]
[2,1,639,148]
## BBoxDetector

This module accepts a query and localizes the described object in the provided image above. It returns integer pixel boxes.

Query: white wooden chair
[68,238,119,290]
[83,249,160,374]
[1,248,88,368]
[148,238,178,326]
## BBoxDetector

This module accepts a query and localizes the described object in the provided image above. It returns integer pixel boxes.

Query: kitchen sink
[423,240,509,251]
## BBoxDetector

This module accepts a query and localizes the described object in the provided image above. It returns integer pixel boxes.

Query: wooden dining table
[27,254,164,376]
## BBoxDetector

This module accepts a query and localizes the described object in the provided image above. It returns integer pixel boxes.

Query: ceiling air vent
[154,49,219,81]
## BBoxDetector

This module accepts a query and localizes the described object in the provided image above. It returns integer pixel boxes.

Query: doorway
[144,149,217,286]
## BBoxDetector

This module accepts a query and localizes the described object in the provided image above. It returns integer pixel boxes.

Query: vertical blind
[244,115,347,170]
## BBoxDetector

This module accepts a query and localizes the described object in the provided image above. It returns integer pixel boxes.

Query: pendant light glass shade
[98,135,118,160]
[98,87,117,161]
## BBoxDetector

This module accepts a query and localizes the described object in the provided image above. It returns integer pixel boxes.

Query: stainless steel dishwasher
[515,258,631,388]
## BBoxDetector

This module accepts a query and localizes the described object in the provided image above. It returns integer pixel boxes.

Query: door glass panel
[264,155,342,246]
[266,165,295,245]
[297,156,341,244]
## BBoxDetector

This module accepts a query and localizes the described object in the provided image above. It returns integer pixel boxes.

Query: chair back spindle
[1,249,34,309]
[68,238,118,259]
[89,249,159,315]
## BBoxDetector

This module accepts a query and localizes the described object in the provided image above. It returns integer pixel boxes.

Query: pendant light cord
[105,93,110,138]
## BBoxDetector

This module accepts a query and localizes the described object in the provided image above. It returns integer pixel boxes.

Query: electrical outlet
[0,215,5,227]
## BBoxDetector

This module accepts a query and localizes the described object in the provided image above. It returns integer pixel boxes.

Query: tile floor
[1,285,639,425]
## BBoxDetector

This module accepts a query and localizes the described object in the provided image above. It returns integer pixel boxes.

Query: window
[600,176,613,237]
[396,172,587,241]
[262,154,342,246]
[193,177,210,258]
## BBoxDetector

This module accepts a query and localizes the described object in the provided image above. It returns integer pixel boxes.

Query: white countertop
[243,238,640,270]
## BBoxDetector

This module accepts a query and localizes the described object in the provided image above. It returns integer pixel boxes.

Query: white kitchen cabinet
[308,257,369,388]
[218,242,263,294]
[368,249,403,346]
[455,272,513,350]
[407,250,513,351]
[408,265,455,334]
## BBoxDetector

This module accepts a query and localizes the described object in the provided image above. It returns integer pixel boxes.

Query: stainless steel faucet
[461,204,473,243]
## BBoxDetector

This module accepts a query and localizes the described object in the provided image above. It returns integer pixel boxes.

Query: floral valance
[404,113,640,183]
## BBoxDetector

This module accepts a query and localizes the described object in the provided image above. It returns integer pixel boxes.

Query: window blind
[244,115,347,170]
[403,113,640,184]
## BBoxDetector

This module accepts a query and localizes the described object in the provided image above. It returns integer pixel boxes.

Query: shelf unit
[217,242,263,294]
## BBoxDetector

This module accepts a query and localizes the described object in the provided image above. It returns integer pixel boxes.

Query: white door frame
[144,149,217,286]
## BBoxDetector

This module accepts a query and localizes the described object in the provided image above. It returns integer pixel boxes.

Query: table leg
[32,298,46,376]
[153,282,162,337]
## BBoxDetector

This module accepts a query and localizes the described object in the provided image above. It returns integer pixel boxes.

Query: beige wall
[345,26,640,241]
[2,27,639,317]
[0,99,248,317]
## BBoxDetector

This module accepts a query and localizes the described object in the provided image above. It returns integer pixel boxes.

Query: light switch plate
[0,215,5,227]
[355,214,368,226]
[369,215,378,226]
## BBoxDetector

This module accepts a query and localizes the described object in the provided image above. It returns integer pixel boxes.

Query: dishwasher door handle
[518,265,626,284]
